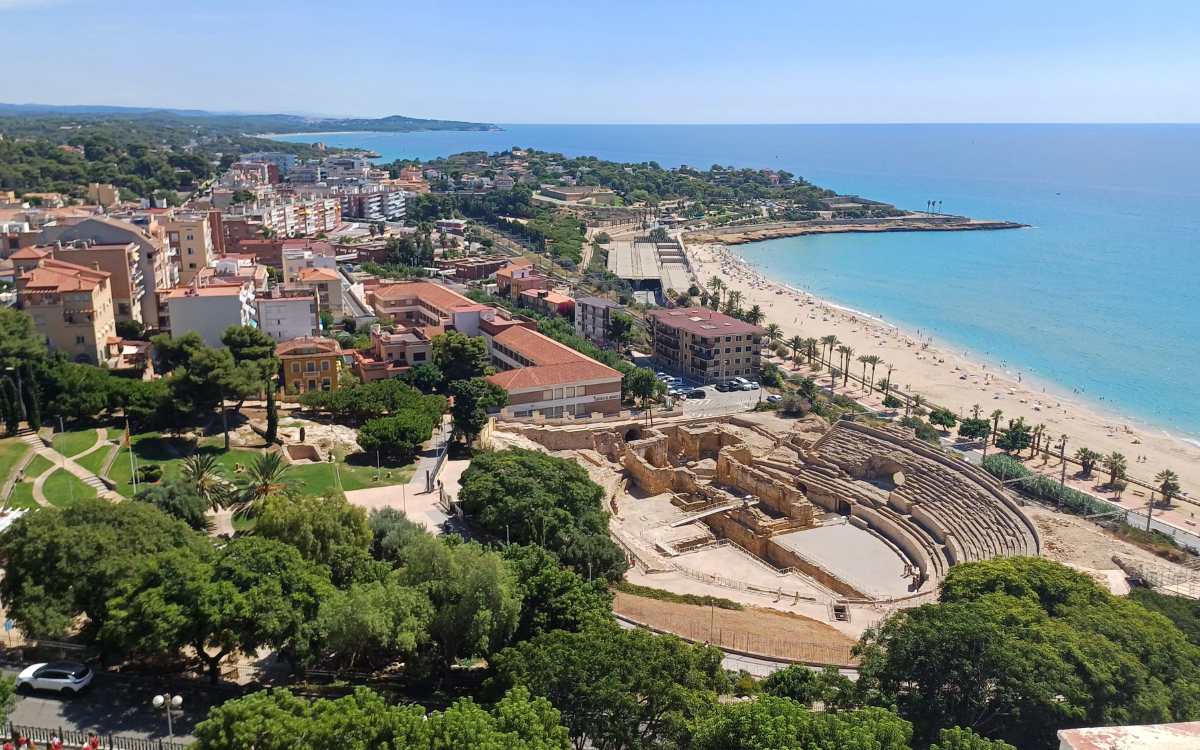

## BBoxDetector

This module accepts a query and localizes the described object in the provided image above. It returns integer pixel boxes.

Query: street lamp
[153,693,183,741]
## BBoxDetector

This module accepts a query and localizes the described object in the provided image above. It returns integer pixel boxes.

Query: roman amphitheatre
[486,412,1192,662]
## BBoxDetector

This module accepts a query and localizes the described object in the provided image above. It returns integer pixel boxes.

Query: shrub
[136,464,163,483]
[357,412,436,458]
[882,393,903,408]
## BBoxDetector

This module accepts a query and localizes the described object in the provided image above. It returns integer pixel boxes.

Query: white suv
[16,661,93,695]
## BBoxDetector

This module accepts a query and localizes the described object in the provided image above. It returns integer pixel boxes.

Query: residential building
[351,323,439,383]
[338,187,407,221]
[161,285,255,347]
[367,281,474,327]
[254,287,319,342]
[161,212,215,285]
[222,196,341,237]
[194,254,269,292]
[485,326,623,419]
[575,296,626,345]
[1,221,38,255]
[22,241,144,323]
[494,175,515,190]
[277,336,342,394]
[39,216,174,325]
[232,237,286,268]
[519,288,573,318]
[240,152,297,175]
[294,267,344,315]
[15,256,116,365]
[435,219,468,236]
[432,256,509,281]
[282,243,337,283]
[495,262,548,300]
[646,307,767,384]
[85,183,120,208]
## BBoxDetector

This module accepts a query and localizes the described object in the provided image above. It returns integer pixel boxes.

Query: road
[3,668,233,742]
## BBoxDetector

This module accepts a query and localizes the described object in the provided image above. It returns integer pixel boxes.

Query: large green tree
[431,330,491,384]
[254,493,372,566]
[356,411,436,458]
[448,376,507,445]
[0,307,46,422]
[316,577,432,670]
[458,448,628,581]
[691,696,913,750]
[502,544,614,643]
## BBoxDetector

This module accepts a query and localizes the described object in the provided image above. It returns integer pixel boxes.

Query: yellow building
[277,336,343,394]
[15,257,116,365]
[160,211,215,285]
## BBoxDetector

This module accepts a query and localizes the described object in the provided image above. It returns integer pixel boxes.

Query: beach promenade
[685,242,1200,536]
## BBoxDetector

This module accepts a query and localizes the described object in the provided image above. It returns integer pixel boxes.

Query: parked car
[745,381,761,390]
[686,389,706,399]
[767,394,783,403]
[16,662,93,695]
[714,382,734,392]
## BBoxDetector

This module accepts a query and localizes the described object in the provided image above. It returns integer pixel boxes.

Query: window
[725,336,731,342]
[724,347,730,353]
[542,390,553,401]
[736,335,742,341]
[322,378,331,390]
[306,361,316,372]
[186,234,194,241]
[577,385,586,396]
[735,346,742,352]
[188,263,196,269]
[291,363,300,373]
[75,336,86,345]
[735,358,741,364]
[321,360,330,371]
[724,359,730,365]
[565,387,575,398]
[554,388,564,399]
[187,248,194,255]
[412,352,426,362]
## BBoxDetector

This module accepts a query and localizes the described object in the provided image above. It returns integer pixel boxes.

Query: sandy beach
[685,242,1200,536]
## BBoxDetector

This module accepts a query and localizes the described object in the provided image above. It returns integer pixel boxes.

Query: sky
[1,0,1198,124]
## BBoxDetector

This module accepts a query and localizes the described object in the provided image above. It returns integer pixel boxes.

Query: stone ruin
[495,415,1041,604]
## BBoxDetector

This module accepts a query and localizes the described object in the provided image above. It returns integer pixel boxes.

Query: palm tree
[726,290,743,314]
[1150,469,1180,531]
[231,452,304,520]
[1075,447,1101,478]
[938,200,943,214]
[743,304,764,326]
[990,410,1004,446]
[1032,423,1046,457]
[857,355,870,393]
[786,335,804,362]
[707,276,724,309]
[971,404,982,419]
[1057,434,1070,509]
[764,323,783,342]
[802,338,820,368]
[181,453,232,512]
[862,355,882,394]
[908,394,925,418]
[819,335,839,371]
[1102,452,1127,488]
[839,346,855,386]
[883,364,896,396]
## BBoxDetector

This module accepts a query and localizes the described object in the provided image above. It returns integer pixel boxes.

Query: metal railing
[7,725,188,750]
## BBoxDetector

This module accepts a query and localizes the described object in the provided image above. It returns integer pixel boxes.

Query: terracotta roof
[492,326,591,366]
[18,258,110,292]
[520,289,573,306]
[9,246,50,260]
[297,267,341,282]
[164,286,243,298]
[372,281,473,312]
[277,336,343,358]
[488,360,621,390]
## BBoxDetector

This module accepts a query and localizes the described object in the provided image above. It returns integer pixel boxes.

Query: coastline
[684,241,1200,526]
[261,127,502,138]
[685,218,1025,245]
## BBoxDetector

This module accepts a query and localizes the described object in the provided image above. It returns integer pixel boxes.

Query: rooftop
[277,336,343,358]
[1058,722,1200,750]
[646,307,767,336]
[575,296,623,310]
[164,286,244,299]
[372,281,473,312]
[18,258,110,293]
[296,267,341,282]
[488,359,621,390]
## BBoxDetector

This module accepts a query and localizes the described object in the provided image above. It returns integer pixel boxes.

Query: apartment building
[338,186,408,221]
[40,216,174,325]
[575,296,626,345]
[495,262,548,301]
[367,281,474,327]
[161,212,215,285]
[351,323,439,383]
[15,257,116,365]
[432,256,509,281]
[161,285,255,347]
[282,243,337,283]
[15,241,145,324]
[294,267,344,315]
[485,326,623,419]
[278,336,342,394]
[645,307,767,384]
[254,287,319,342]
[194,254,269,293]
[222,197,341,237]
[240,152,296,174]
[519,288,573,318]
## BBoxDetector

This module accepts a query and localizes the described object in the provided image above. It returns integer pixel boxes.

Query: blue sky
[2,0,1197,123]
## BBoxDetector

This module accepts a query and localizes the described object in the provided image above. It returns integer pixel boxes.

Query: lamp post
[152,693,183,742]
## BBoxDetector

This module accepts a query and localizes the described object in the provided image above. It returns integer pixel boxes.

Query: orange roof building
[15,257,116,365]
[484,325,623,420]
[367,281,474,327]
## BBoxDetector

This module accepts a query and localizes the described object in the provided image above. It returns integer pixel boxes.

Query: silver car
[16,661,93,695]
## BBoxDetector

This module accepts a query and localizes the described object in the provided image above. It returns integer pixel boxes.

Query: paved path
[69,428,110,459]
[408,417,451,490]
[21,433,119,505]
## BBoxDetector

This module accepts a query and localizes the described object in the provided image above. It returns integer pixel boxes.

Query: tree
[928,408,958,431]
[19,364,40,430]
[0,498,195,645]
[691,697,911,750]
[489,625,728,750]
[133,479,212,531]
[181,453,233,511]
[151,330,206,374]
[357,412,436,458]
[220,324,277,368]
[932,728,1017,750]
[743,304,764,326]
[1155,469,1181,508]
[317,578,432,669]
[994,417,1033,454]
[605,311,636,352]
[503,544,614,643]
[398,535,522,667]
[255,493,372,565]
[432,330,491,384]
[264,379,278,443]
[448,376,507,445]
[402,362,442,394]
[102,537,332,683]
[989,409,1004,446]
[957,417,991,441]
[0,379,17,436]
[1075,447,1101,478]
[707,276,724,309]
[1103,451,1128,487]
[764,323,782,341]
[231,452,303,519]
[0,307,46,421]
[626,367,666,424]
[458,448,628,581]
[33,353,111,421]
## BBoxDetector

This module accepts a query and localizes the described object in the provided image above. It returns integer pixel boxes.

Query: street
[3,668,233,743]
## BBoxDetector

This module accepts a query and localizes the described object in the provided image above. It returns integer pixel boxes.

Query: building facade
[254,287,319,342]
[15,257,116,365]
[351,324,438,383]
[646,307,767,383]
[161,212,215,285]
[575,296,625,345]
[277,336,342,394]
[484,325,623,419]
[162,285,255,347]
[367,281,474,327]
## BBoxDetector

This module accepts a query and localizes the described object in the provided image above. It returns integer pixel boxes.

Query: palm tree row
[179,450,304,521]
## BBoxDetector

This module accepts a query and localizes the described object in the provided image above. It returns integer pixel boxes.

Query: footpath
[20,429,121,505]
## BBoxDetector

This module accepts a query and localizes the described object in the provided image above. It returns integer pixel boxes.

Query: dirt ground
[1027,505,1186,571]
[614,591,857,660]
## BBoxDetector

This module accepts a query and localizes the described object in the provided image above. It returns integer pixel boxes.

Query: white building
[240,152,296,174]
[282,246,337,284]
[254,288,319,342]
[163,285,256,347]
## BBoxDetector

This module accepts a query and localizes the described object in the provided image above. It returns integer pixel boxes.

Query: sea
[270,125,1200,441]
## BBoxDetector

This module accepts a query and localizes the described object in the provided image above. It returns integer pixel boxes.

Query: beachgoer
[5,738,15,750]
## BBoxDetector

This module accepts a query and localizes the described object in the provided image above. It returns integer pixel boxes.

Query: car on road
[16,662,93,695]
[714,382,734,392]
[767,394,783,403]
[685,388,706,399]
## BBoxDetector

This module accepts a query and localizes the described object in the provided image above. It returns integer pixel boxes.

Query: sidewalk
[21,432,119,505]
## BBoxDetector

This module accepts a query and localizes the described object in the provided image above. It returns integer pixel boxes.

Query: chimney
[92,262,100,271]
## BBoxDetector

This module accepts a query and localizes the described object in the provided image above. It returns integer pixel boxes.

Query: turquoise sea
[271,125,1200,440]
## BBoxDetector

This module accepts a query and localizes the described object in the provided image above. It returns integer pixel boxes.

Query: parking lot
[681,385,762,418]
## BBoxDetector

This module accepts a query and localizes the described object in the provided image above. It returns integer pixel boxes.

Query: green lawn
[8,481,37,510]
[53,427,99,458]
[75,444,114,475]
[0,437,30,485]
[107,432,418,498]
[41,468,96,507]
[23,454,55,480]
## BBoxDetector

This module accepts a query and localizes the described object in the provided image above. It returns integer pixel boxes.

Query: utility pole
[59,418,72,503]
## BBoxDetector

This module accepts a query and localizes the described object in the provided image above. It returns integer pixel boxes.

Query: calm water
[272,125,1200,438]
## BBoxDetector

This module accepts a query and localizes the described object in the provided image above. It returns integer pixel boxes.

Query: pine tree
[264,381,278,443]
[1,378,20,435]
[20,364,40,431]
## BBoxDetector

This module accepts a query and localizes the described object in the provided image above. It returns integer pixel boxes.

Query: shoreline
[684,218,1025,245]
[684,241,1200,522]
[261,127,503,138]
